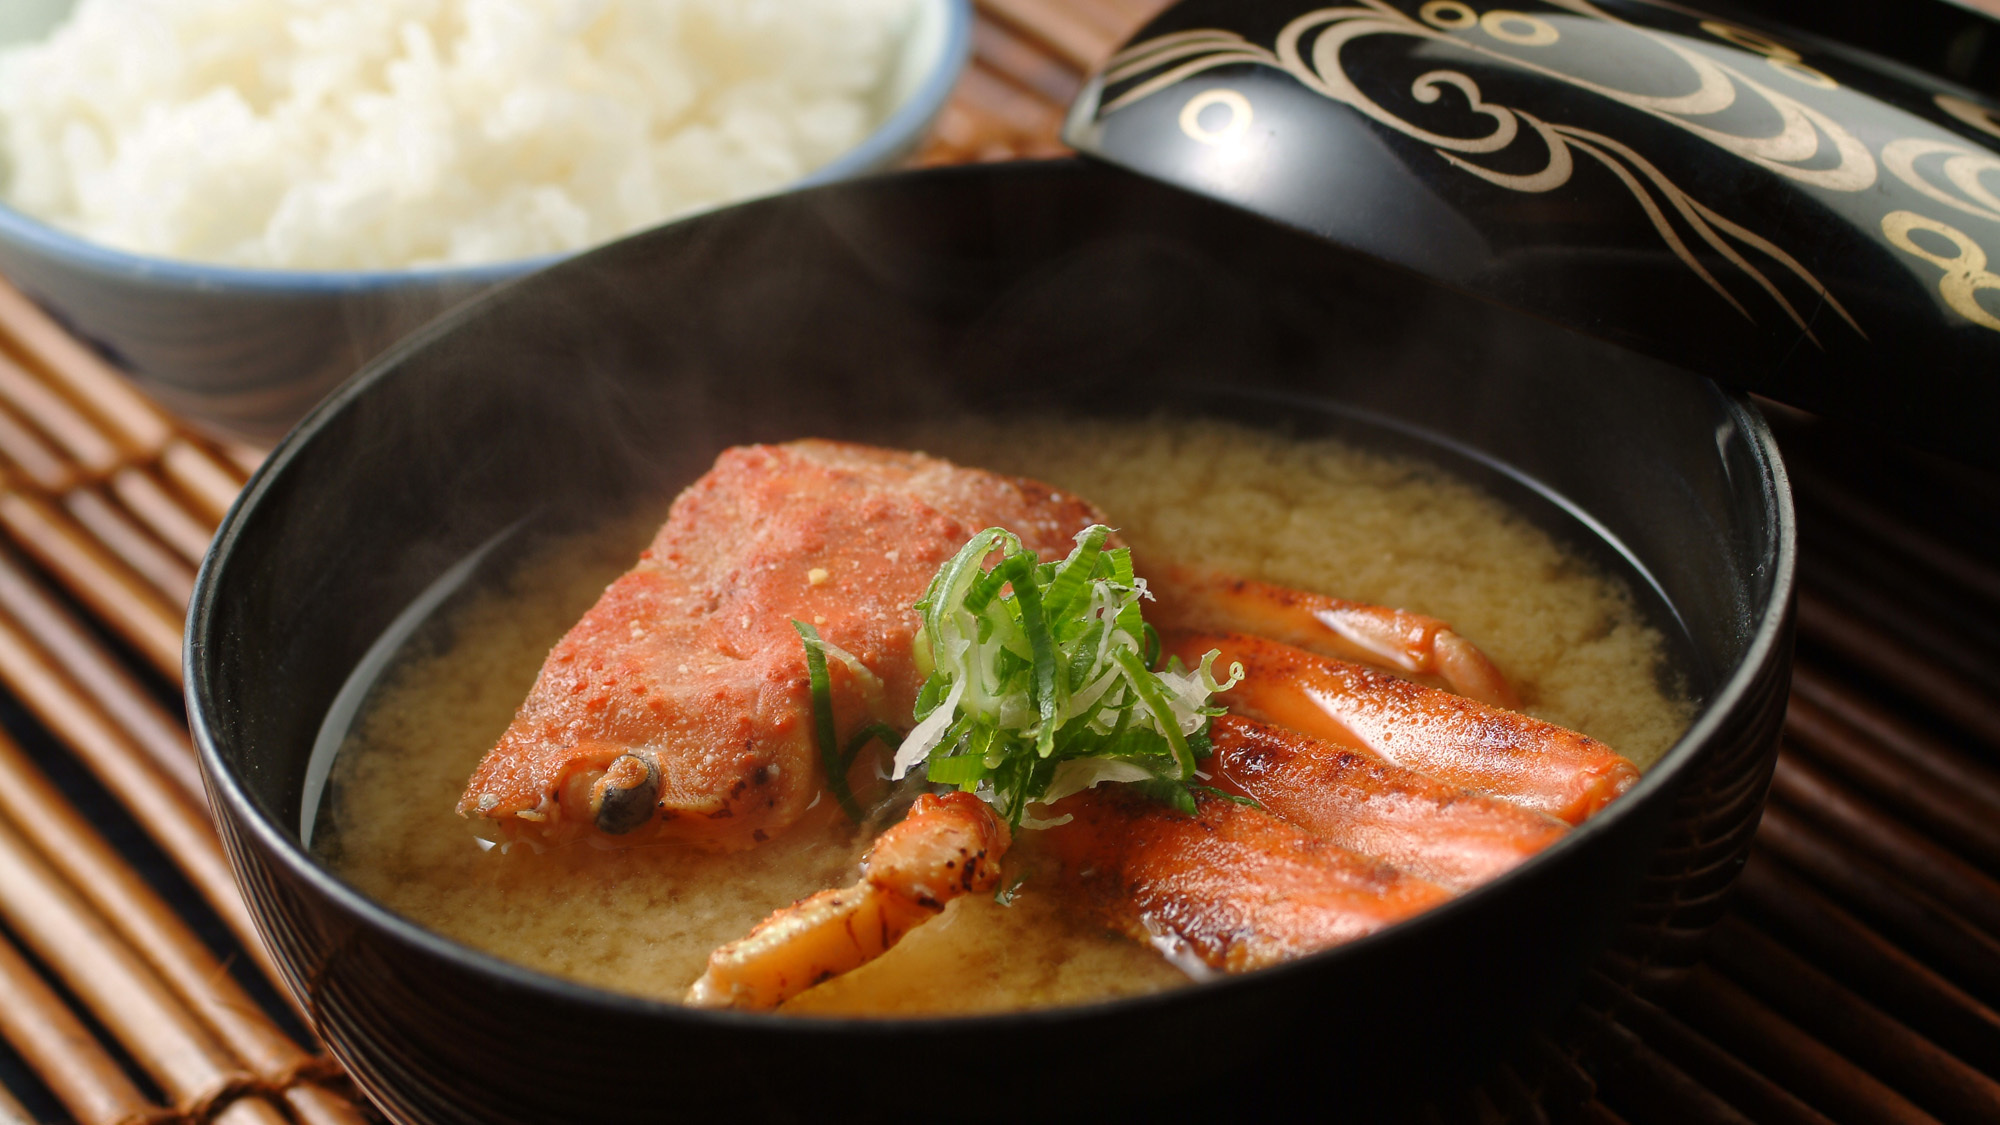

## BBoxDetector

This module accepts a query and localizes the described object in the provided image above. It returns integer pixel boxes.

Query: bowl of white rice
[0,0,971,438]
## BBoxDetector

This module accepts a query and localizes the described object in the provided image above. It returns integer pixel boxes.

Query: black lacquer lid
[1064,0,2000,465]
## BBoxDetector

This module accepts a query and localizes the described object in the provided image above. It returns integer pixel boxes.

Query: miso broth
[317,417,1693,1015]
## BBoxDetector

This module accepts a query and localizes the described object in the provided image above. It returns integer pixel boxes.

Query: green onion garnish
[892,525,1242,827]
[794,620,902,823]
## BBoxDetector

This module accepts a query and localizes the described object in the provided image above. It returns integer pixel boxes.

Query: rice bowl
[0,0,942,270]
[0,0,968,438]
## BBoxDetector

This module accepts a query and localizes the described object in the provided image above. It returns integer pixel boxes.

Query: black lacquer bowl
[187,160,1794,1123]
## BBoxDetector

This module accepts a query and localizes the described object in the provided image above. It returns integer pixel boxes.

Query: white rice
[0,0,922,269]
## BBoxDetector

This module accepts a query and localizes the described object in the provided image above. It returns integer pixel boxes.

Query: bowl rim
[185,162,1798,1035]
[0,0,972,293]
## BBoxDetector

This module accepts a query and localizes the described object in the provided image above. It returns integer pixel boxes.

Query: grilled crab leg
[1172,632,1639,825]
[1019,664,1604,974]
[1205,714,1569,892]
[1147,567,1521,709]
[1041,787,1455,974]
[686,792,1009,1010]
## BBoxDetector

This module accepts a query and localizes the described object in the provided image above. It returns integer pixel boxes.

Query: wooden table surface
[1,2,1999,1122]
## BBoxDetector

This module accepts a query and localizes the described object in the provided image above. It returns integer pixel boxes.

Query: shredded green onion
[794,620,902,823]
[1193,784,1262,809]
[892,525,1242,827]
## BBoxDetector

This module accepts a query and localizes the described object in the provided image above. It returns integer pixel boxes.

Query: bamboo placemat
[0,2,1998,1122]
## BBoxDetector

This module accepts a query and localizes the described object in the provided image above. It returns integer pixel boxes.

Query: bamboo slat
[1707,916,2000,1125]
[0,934,167,1125]
[1566,1002,1757,1125]
[110,466,218,568]
[951,66,1069,150]
[0,817,252,1117]
[0,491,183,677]
[213,1099,289,1125]
[0,398,77,492]
[216,442,266,479]
[0,728,315,1088]
[1796,589,2000,750]
[1783,694,2000,873]
[282,1083,376,1125]
[0,276,173,458]
[972,18,1085,107]
[1801,561,2000,705]
[0,609,273,983]
[62,489,197,611]
[0,352,120,477]
[1788,665,2000,816]
[1787,465,2000,614]
[1594,983,1834,1125]
[0,1080,33,1125]
[158,440,242,527]
[1735,853,2000,1078]
[0,550,203,803]
[0,804,327,1125]
[1480,1065,1551,1125]
[1670,965,1942,1125]
[1771,750,2000,938]
[976,0,1120,71]
[1757,805,2000,1005]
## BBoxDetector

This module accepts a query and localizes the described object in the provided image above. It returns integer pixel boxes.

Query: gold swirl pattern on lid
[1092,0,2000,339]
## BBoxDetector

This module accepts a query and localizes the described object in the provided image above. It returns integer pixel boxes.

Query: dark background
[1731,0,2000,96]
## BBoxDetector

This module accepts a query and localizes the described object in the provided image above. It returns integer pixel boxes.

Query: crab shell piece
[456,440,1105,850]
